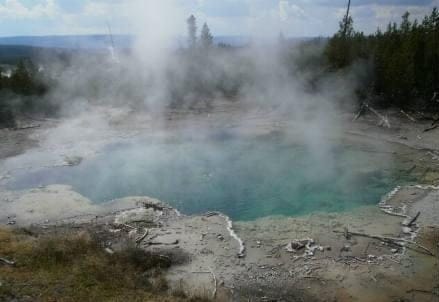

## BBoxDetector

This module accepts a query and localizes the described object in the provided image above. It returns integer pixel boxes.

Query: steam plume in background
[39,0,364,120]
[1,0,379,197]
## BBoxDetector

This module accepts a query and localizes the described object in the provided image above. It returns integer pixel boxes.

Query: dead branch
[141,201,172,212]
[209,267,217,299]
[342,0,351,37]
[353,104,366,121]
[406,165,417,174]
[355,103,391,128]
[135,228,149,245]
[423,124,438,132]
[407,212,421,227]
[13,125,41,131]
[400,110,417,122]
[130,219,154,224]
[158,255,171,261]
[0,257,15,266]
[119,223,136,230]
[431,92,438,103]
[380,208,408,218]
[382,255,401,264]
[406,288,435,295]
[333,230,434,256]
[364,104,391,128]
[104,247,115,255]
[145,239,179,246]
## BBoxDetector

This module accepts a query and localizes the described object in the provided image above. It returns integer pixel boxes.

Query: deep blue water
[6,134,414,221]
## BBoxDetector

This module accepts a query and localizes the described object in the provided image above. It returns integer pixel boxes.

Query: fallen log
[334,230,434,256]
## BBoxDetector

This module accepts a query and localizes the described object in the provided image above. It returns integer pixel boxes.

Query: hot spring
[5,132,416,221]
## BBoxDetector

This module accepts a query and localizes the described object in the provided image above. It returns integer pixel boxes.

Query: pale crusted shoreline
[1,183,437,301]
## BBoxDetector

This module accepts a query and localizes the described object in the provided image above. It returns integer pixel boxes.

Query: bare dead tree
[343,0,352,37]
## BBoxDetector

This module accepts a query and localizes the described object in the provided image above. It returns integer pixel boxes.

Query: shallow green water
[7,133,415,220]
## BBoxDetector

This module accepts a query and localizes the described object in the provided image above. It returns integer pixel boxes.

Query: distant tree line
[186,15,214,51]
[0,59,52,128]
[325,8,439,111]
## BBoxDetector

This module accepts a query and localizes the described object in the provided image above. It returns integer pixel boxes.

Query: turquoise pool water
[6,133,414,221]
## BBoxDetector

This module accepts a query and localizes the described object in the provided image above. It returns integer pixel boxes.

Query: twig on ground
[135,228,149,245]
[424,124,439,132]
[209,267,217,299]
[407,212,421,227]
[353,104,366,121]
[380,208,408,218]
[119,223,136,230]
[145,240,179,246]
[406,289,435,295]
[13,125,41,131]
[400,110,417,122]
[0,257,15,266]
[364,103,391,128]
[382,255,401,264]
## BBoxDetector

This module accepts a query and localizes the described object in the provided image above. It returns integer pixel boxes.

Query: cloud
[0,0,58,19]
[0,0,437,37]
[196,0,250,17]
[315,0,434,7]
[279,1,305,22]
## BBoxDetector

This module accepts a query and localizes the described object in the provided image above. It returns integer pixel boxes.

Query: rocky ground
[0,104,439,301]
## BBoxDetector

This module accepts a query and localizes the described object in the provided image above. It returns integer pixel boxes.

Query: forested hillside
[0,60,52,128]
[325,8,439,111]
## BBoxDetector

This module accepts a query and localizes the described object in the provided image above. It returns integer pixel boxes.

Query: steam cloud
[1,0,385,221]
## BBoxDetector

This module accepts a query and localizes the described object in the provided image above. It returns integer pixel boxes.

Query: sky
[0,0,437,37]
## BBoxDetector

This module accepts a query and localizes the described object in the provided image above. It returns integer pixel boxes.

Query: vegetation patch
[0,228,208,302]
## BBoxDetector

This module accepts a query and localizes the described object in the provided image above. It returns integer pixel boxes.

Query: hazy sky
[0,0,437,37]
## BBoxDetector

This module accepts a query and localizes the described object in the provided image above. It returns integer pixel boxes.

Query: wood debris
[0,257,15,266]
[135,228,149,245]
[334,229,434,256]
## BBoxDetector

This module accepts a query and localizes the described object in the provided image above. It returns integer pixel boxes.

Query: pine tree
[10,60,33,95]
[200,23,213,50]
[187,15,197,49]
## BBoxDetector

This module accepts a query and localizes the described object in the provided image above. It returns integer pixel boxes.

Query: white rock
[402,227,412,234]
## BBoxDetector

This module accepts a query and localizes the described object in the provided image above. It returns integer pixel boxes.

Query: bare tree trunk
[343,0,352,37]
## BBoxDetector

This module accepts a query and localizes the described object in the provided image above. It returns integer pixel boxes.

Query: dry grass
[0,227,210,302]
